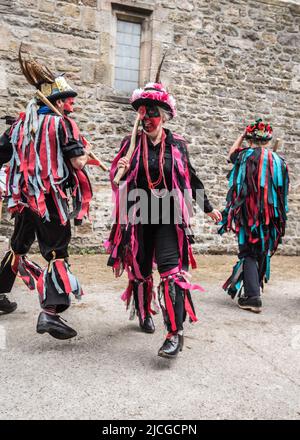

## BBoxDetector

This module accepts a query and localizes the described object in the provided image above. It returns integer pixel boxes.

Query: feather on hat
[130,52,176,118]
[19,44,77,102]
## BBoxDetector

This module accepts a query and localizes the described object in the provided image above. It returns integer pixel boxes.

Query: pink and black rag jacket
[105,129,213,328]
[218,146,289,298]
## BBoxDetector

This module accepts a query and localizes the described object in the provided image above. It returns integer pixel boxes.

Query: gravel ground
[0,254,299,420]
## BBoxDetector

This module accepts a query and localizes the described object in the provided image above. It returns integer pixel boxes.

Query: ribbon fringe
[219,147,289,288]
[159,270,201,332]
[7,113,92,225]
[37,259,83,302]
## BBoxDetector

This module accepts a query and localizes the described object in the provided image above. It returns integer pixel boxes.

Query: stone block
[0,0,298,255]
[38,0,55,13]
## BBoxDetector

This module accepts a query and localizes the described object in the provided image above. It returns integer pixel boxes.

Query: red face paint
[139,105,162,133]
[64,97,75,114]
[142,116,161,133]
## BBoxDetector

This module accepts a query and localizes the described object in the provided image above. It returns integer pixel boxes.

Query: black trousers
[137,224,179,278]
[238,244,263,297]
[0,197,71,310]
[135,224,185,331]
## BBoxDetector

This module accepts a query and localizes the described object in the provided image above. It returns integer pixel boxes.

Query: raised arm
[228,130,246,163]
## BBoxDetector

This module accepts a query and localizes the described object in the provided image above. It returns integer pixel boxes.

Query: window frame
[111,2,153,99]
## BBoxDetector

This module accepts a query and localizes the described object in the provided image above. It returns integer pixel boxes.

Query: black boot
[158,333,184,359]
[238,295,262,313]
[139,313,155,333]
[0,294,17,315]
[36,311,77,340]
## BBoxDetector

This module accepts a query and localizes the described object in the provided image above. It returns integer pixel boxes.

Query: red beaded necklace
[142,129,168,191]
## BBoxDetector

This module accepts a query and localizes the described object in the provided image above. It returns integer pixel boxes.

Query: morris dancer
[219,118,289,313]
[106,70,221,358]
[0,48,93,339]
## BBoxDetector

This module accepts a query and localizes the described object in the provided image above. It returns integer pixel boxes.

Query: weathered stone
[241,30,260,41]
[38,0,55,13]
[80,6,99,31]
[0,0,299,256]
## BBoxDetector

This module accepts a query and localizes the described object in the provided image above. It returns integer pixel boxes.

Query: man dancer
[219,119,289,313]
[0,48,92,339]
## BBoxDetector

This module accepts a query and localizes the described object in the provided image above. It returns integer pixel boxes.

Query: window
[115,19,141,93]
[110,2,154,97]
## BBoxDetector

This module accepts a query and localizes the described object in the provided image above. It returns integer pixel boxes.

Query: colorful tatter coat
[2,112,92,225]
[0,111,92,301]
[105,129,213,325]
[218,146,289,297]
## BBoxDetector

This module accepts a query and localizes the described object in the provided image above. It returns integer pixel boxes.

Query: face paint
[64,97,75,114]
[141,105,162,133]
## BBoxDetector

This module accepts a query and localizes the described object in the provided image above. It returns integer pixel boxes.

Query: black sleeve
[59,119,85,159]
[229,150,239,164]
[229,146,250,164]
[0,129,13,167]
[185,147,213,213]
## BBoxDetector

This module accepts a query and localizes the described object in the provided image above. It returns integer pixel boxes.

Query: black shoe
[36,312,77,340]
[238,296,262,313]
[0,295,17,315]
[158,333,184,359]
[139,313,155,334]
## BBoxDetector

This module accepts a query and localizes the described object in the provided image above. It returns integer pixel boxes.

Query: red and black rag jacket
[0,112,92,225]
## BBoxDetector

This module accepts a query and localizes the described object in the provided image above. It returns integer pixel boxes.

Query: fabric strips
[219,147,289,295]
[106,131,205,327]
[6,113,92,225]
[37,259,83,303]
[1,249,42,290]
[222,259,244,299]
[159,271,203,332]
[107,132,198,282]
[0,250,82,303]
[121,276,159,321]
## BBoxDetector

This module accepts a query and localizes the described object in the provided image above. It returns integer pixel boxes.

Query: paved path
[0,254,299,420]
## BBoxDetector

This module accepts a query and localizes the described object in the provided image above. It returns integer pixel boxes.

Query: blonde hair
[159,107,171,123]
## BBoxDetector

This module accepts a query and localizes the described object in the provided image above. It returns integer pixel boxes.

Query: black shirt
[137,130,212,208]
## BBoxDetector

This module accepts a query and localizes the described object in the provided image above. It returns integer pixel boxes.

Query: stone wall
[0,0,299,255]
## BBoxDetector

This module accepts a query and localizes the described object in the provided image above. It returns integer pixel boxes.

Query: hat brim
[47,90,77,103]
[131,98,174,119]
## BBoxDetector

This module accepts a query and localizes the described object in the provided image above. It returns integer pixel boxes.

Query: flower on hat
[258,122,265,130]
[244,118,273,141]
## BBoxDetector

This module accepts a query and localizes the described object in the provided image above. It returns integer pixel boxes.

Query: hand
[207,209,222,223]
[84,143,91,154]
[117,157,130,172]
[70,154,89,170]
